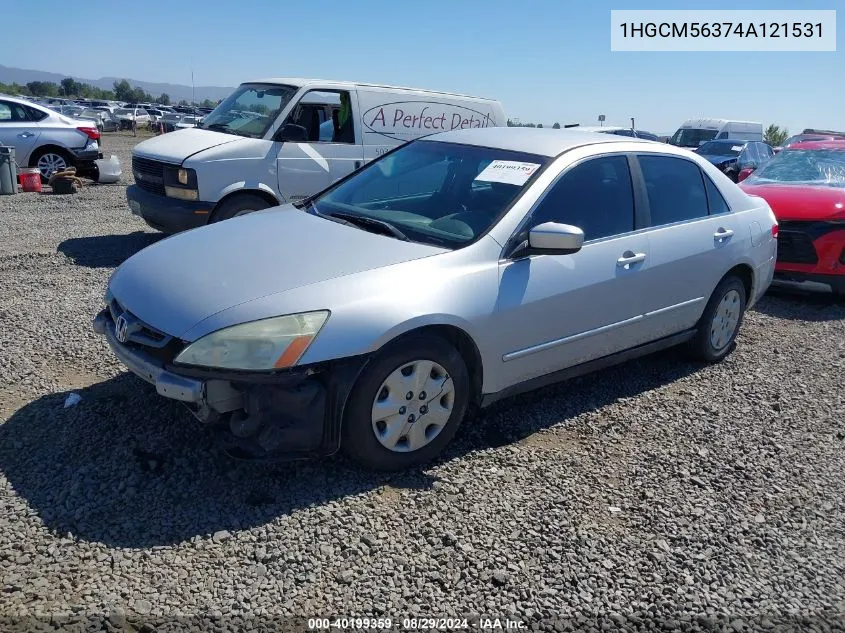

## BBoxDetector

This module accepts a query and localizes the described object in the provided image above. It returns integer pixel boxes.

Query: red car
[740,141,845,295]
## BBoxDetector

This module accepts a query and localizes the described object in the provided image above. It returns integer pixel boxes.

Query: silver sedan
[93,128,778,470]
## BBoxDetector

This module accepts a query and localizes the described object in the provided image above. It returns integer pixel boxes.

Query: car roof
[788,140,845,151]
[243,78,496,101]
[420,127,656,157]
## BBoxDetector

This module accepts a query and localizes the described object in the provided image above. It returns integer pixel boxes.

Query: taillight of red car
[771,223,779,239]
[77,126,101,141]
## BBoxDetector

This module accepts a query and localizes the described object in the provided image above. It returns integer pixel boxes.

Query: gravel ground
[0,133,843,632]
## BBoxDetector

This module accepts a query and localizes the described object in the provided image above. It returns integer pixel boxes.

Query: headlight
[174,311,329,371]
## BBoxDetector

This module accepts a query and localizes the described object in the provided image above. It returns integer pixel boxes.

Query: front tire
[687,276,747,362]
[210,193,271,223]
[342,334,470,471]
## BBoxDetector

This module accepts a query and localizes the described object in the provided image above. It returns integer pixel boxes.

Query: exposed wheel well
[29,144,74,166]
[214,188,279,211]
[724,264,753,300]
[391,325,484,407]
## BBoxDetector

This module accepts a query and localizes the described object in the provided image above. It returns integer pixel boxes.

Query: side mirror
[737,167,755,182]
[275,123,308,143]
[512,222,584,257]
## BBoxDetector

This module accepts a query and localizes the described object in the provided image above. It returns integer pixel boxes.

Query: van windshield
[669,128,718,147]
[308,140,549,248]
[200,83,297,139]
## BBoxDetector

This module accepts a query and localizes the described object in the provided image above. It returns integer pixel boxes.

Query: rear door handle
[617,251,646,267]
[18,132,35,138]
[714,228,734,241]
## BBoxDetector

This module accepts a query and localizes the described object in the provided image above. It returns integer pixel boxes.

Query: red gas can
[19,168,42,193]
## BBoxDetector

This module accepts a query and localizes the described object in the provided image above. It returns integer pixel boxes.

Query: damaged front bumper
[93,309,366,460]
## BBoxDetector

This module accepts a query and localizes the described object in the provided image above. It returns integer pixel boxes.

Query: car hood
[108,207,447,339]
[131,127,241,164]
[739,183,845,221]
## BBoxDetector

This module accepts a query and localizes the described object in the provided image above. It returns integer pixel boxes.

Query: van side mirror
[275,123,308,143]
[512,222,584,258]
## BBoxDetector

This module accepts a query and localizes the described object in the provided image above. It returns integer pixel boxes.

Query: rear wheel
[687,276,747,362]
[342,334,470,471]
[31,148,73,182]
[210,193,271,223]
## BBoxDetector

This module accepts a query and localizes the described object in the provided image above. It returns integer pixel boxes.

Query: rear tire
[342,334,470,471]
[210,193,271,223]
[30,147,73,183]
[687,276,747,362]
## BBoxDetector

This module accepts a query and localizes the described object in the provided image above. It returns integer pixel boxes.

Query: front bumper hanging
[93,309,367,460]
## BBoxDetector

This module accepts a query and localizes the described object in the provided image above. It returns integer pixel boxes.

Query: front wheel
[342,334,470,471]
[687,276,747,362]
[210,193,271,223]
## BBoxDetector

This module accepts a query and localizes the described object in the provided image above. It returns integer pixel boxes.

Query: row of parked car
[21,96,213,135]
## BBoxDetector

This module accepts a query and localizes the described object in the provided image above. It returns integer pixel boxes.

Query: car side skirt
[480,329,697,408]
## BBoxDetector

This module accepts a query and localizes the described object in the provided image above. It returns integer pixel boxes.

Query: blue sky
[2,0,841,135]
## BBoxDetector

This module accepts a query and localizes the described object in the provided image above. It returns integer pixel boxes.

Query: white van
[668,119,763,148]
[126,78,505,232]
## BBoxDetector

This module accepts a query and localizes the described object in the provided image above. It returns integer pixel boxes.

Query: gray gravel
[1,132,844,632]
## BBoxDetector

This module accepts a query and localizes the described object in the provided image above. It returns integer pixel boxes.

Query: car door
[493,154,656,388]
[635,153,745,340]
[0,100,42,165]
[275,89,364,203]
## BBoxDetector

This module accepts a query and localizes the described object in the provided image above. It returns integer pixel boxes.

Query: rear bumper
[773,270,845,294]
[126,184,210,233]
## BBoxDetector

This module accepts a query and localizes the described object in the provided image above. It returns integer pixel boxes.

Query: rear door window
[638,155,709,225]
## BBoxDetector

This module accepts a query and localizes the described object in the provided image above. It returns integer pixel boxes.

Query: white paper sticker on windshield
[474,160,541,185]
[731,145,743,152]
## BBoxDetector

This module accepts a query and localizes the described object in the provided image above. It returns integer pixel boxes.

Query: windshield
[744,149,845,188]
[200,83,297,138]
[669,127,718,147]
[162,113,181,121]
[310,140,548,247]
[697,141,743,157]
[115,109,132,116]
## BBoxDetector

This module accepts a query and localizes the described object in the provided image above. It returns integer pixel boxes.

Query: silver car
[0,95,103,179]
[93,128,778,470]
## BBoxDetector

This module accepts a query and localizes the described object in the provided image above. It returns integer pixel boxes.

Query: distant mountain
[0,64,235,102]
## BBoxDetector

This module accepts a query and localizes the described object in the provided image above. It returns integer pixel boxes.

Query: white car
[114,108,151,127]
[0,95,103,180]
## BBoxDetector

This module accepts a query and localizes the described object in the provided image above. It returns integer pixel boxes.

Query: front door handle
[17,131,35,139]
[714,228,734,241]
[617,251,646,267]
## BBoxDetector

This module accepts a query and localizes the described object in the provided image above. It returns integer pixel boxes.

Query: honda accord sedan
[93,128,778,470]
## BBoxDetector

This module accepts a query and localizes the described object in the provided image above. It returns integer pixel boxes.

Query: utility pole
[191,59,195,105]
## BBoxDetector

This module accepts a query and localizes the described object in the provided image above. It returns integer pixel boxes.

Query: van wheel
[211,194,271,223]
[687,276,747,362]
[342,334,470,471]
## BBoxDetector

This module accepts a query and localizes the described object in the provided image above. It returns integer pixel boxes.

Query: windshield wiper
[324,211,409,241]
[202,122,254,138]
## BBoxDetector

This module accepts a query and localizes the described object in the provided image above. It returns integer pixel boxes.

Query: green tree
[156,93,171,105]
[26,81,59,97]
[537,123,543,128]
[200,98,216,109]
[60,77,80,97]
[552,122,561,129]
[764,124,789,147]
[113,79,133,101]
